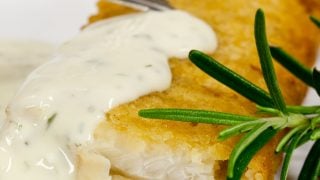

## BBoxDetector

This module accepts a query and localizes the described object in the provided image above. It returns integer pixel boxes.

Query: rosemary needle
[310,16,320,28]
[255,9,287,113]
[281,131,308,180]
[299,140,320,180]
[312,68,320,96]
[218,120,263,140]
[229,127,278,180]
[276,125,307,153]
[227,122,274,178]
[188,50,274,107]
[270,46,314,87]
[139,108,256,125]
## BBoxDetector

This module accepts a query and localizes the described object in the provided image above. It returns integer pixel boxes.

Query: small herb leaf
[47,113,57,129]
[254,9,287,113]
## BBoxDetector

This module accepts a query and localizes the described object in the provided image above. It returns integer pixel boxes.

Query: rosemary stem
[312,68,320,96]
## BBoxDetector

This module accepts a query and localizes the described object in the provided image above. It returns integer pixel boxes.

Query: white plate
[0,0,318,179]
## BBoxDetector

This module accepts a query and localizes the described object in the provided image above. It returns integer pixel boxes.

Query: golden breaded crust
[85,0,320,179]
[299,0,320,17]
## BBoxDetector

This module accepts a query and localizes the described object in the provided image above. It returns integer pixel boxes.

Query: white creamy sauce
[0,10,217,179]
[0,40,54,127]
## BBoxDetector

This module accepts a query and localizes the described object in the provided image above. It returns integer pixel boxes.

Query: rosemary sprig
[139,9,320,179]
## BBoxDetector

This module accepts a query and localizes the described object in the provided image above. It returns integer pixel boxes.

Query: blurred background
[0,0,98,44]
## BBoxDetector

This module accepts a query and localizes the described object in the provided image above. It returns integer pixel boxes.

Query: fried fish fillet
[78,0,320,179]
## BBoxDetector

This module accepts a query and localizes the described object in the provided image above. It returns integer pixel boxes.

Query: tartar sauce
[0,10,217,179]
[0,40,54,127]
